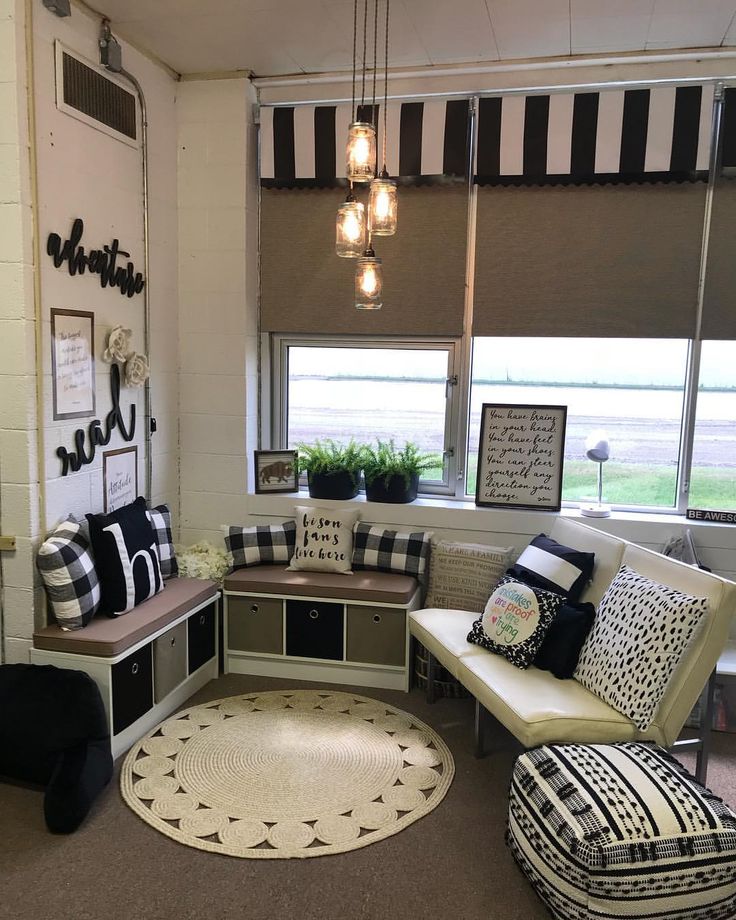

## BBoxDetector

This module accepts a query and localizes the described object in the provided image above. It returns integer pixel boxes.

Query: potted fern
[297,439,363,500]
[362,440,440,504]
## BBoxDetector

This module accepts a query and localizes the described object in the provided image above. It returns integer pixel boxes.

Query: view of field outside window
[689,341,736,510]
[286,346,449,480]
[284,339,736,507]
[468,337,736,509]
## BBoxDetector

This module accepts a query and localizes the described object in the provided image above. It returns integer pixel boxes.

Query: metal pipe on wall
[100,20,153,502]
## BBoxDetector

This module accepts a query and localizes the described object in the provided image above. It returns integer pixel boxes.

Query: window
[271,338,458,493]
[689,341,736,511]
[467,338,690,510]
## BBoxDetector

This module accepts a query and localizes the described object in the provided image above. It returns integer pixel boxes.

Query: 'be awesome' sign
[47,218,145,298]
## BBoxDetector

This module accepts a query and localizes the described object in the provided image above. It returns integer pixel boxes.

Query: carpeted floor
[1,673,735,920]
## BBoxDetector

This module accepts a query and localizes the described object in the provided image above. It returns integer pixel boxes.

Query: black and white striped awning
[475,84,715,185]
[260,99,471,187]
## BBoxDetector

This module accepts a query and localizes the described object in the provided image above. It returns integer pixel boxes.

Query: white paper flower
[103,324,133,364]
[124,352,150,388]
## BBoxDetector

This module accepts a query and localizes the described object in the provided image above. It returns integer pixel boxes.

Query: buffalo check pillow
[223,520,296,570]
[147,504,178,579]
[352,523,433,583]
[37,517,101,630]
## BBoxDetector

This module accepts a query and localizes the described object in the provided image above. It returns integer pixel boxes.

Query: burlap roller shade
[473,183,705,338]
[260,186,468,336]
[701,178,736,340]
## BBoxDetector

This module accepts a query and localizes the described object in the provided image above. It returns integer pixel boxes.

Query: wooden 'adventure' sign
[475,403,567,511]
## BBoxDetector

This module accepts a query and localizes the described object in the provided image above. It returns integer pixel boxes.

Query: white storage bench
[31,578,219,760]
[224,566,421,692]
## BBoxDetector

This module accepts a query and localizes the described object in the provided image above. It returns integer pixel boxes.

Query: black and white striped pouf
[507,742,736,920]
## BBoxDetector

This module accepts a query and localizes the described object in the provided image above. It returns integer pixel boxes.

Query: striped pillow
[507,533,595,602]
[37,518,100,630]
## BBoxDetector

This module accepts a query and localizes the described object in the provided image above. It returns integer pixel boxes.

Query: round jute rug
[120,689,454,858]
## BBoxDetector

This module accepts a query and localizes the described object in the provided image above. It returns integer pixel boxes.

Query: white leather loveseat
[409,518,735,781]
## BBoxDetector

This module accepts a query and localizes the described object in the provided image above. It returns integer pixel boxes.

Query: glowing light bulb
[374,189,390,219]
[353,136,370,166]
[361,266,378,295]
[343,212,361,242]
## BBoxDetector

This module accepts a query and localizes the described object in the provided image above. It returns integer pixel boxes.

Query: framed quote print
[475,403,567,511]
[51,308,95,420]
[103,446,138,512]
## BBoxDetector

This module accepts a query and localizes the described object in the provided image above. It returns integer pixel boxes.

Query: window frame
[269,334,463,496]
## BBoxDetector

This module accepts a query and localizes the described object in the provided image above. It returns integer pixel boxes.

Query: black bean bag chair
[0,663,113,833]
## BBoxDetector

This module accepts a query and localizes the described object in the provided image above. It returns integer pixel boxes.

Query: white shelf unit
[224,587,420,692]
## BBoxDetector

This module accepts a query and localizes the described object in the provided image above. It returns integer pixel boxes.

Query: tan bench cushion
[33,577,218,658]
[224,565,419,605]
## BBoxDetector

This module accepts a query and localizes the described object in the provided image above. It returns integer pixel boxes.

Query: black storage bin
[188,602,217,674]
[111,644,153,734]
[286,599,344,661]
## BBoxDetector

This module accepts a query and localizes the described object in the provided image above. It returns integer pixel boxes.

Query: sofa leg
[426,652,436,704]
[695,671,717,786]
[474,699,486,758]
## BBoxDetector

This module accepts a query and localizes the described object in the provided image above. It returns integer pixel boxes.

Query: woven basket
[414,641,470,699]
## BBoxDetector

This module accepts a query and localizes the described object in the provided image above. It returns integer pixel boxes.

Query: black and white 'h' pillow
[147,504,178,579]
[36,517,100,630]
[87,497,164,616]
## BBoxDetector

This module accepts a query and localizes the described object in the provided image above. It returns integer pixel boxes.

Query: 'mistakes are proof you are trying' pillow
[287,506,358,574]
[467,575,565,669]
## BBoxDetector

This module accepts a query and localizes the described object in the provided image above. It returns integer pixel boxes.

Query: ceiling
[93,0,736,78]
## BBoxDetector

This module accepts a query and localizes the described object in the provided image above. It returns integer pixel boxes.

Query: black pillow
[507,533,595,602]
[533,600,596,679]
[87,496,163,616]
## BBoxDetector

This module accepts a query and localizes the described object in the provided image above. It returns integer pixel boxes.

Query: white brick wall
[0,0,38,664]
[1,2,179,660]
[178,78,258,546]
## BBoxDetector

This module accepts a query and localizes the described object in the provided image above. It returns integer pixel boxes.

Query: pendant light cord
[360,0,368,109]
[351,0,357,120]
[371,0,378,135]
[382,0,389,172]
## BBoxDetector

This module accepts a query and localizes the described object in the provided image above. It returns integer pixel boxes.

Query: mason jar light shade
[369,176,397,235]
[336,200,366,258]
[355,253,383,310]
[346,122,377,183]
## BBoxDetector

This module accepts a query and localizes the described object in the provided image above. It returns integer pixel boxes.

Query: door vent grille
[61,51,136,140]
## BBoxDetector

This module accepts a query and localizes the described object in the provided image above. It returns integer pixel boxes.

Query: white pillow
[574,564,708,730]
[287,506,359,575]
[425,541,513,612]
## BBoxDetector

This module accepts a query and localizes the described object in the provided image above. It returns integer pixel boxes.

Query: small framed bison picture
[254,450,299,494]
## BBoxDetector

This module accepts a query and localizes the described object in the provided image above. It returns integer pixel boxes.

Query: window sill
[247,489,731,542]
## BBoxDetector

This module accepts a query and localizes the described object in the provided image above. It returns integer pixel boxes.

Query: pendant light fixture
[336,193,366,257]
[369,0,397,236]
[336,0,393,310]
[346,0,376,183]
[355,247,383,309]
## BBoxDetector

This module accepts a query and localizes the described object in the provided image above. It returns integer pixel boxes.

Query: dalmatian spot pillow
[467,575,563,669]
[574,564,708,731]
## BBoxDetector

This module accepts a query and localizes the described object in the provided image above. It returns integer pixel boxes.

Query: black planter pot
[365,473,419,504]
[307,470,360,500]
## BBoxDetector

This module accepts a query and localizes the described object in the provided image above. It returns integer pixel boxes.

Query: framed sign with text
[103,446,138,512]
[51,308,95,420]
[475,403,567,511]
